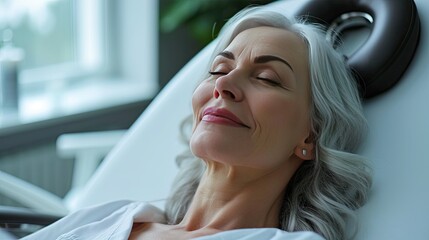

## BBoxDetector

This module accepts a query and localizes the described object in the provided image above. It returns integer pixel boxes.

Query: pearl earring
[302,149,307,156]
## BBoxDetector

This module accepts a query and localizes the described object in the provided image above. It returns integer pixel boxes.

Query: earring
[302,149,307,156]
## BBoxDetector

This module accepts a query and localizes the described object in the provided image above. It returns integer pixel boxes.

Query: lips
[202,107,250,128]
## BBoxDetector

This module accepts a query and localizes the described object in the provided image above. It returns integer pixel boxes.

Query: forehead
[224,26,309,73]
[228,26,306,52]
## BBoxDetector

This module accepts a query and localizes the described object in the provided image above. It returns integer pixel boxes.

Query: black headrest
[294,0,421,98]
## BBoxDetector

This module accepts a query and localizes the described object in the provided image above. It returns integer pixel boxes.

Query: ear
[294,136,315,161]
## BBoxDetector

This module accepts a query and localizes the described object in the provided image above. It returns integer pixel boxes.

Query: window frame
[19,0,110,87]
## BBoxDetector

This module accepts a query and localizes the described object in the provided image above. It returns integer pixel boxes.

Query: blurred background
[0,0,276,208]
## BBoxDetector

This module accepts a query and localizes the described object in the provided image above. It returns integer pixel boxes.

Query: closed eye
[208,71,227,76]
[256,77,282,87]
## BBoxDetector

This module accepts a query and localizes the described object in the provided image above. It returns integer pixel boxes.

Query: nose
[213,71,244,101]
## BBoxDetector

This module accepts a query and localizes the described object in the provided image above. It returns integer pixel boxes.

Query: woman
[23,7,371,240]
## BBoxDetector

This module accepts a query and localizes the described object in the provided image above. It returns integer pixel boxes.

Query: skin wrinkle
[190,165,292,230]
[209,51,305,153]
[213,57,296,92]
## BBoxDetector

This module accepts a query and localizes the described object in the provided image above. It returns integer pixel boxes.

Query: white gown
[21,200,324,240]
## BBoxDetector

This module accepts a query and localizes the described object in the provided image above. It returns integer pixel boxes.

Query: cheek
[252,96,307,157]
[191,82,213,126]
[192,82,213,115]
[278,104,301,130]
[256,97,301,130]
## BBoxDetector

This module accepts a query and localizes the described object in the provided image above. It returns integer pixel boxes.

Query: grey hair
[165,7,372,240]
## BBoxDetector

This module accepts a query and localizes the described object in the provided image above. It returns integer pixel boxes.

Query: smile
[202,107,250,128]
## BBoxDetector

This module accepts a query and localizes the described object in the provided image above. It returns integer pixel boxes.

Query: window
[2,0,105,84]
[0,0,158,126]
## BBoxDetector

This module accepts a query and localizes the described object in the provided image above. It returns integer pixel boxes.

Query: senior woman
[23,7,371,240]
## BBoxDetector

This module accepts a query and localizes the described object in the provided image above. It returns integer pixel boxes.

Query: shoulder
[194,228,325,240]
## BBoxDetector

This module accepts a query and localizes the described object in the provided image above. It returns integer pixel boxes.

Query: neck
[177,159,301,232]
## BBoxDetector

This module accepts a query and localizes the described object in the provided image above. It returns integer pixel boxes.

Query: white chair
[1,0,428,239]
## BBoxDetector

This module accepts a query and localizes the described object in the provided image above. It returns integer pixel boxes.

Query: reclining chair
[0,0,425,239]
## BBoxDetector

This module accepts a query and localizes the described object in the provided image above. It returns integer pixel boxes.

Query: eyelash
[256,77,282,87]
[208,71,283,88]
[208,71,226,76]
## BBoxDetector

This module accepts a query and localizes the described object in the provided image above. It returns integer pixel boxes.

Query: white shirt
[22,200,324,240]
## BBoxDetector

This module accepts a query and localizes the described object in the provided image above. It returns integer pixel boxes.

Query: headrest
[294,0,420,98]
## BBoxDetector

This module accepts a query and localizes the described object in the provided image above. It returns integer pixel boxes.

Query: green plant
[160,0,278,45]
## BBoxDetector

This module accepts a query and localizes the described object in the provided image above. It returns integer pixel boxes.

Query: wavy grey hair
[165,7,372,240]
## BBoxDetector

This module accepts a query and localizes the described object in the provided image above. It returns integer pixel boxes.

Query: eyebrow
[216,51,294,72]
[254,55,294,72]
[217,51,235,60]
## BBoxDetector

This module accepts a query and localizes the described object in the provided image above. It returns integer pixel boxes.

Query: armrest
[57,130,127,159]
[56,130,127,208]
[57,130,127,190]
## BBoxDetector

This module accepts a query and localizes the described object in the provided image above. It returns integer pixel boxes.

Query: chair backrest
[73,0,428,239]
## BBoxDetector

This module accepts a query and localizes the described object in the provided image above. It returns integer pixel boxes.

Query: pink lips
[202,107,250,128]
